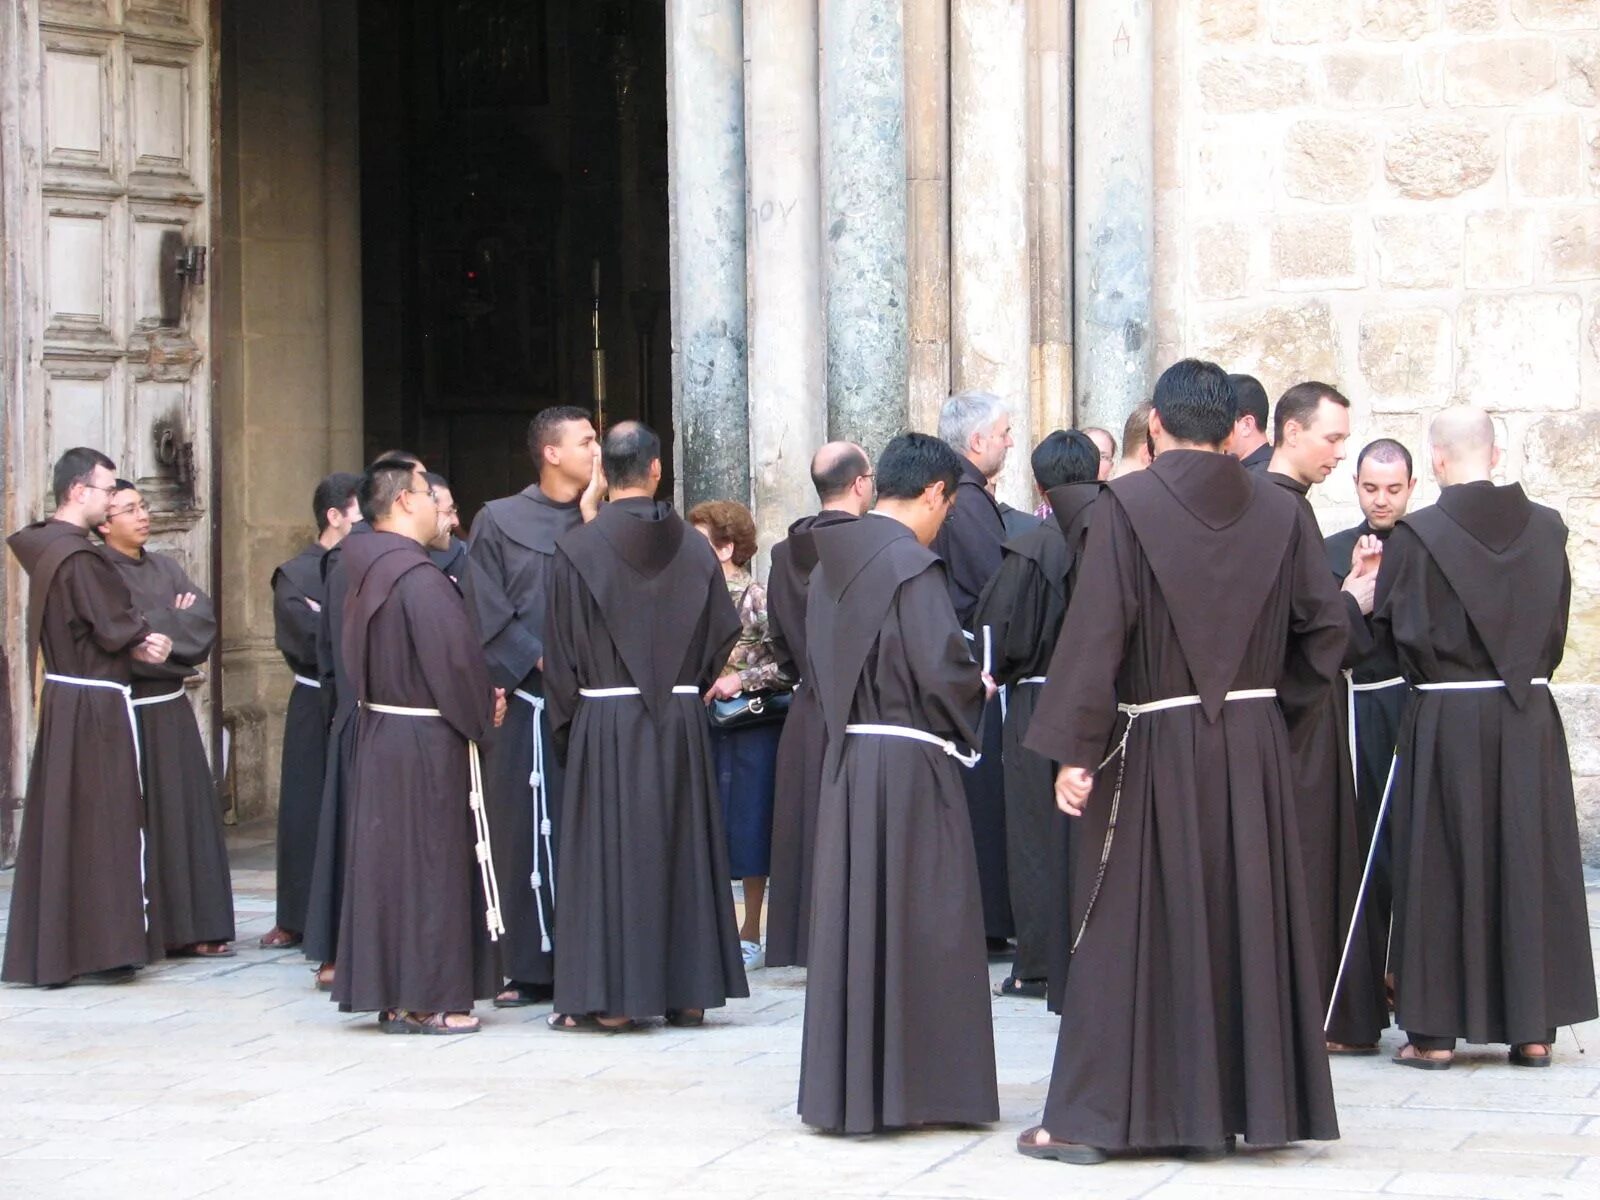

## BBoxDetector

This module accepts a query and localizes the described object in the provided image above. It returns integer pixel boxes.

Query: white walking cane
[1324,750,1399,1031]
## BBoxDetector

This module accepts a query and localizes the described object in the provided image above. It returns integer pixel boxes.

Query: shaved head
[810,441,871,503]
[1429,406,1498,486]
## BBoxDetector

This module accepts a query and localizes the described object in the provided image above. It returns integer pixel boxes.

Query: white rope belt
[1017,676,1047,686]
[1414,677,1549,691]
[513,689,555,953]
[130,687,185,708]
[1342,671,1407,802]
[363,701,505,941]
[293,674,321,689]
[578,685,700,697]
[1350,675,1405,693]
[1075,688,1280,955]
[843,723,981,768]
[44,673,148,930]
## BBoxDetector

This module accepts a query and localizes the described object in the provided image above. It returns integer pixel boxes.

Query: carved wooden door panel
[12,0,214,767]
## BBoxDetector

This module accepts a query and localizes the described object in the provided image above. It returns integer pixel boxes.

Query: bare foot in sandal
[1392,1043,1452,1070]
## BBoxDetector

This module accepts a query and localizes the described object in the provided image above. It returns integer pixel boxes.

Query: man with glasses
[97,481,235,961]
[4,447,173,987]
[764,441,872,969]
[424,472,467,584]
[332,458,506,1034]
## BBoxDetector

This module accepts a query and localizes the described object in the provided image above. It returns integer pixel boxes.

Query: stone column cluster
[666,0,1146,524]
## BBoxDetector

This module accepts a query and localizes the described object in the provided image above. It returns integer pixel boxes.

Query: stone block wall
[1160,0,1600,858]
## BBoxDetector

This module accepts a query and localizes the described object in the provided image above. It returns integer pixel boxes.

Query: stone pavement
[0,824,1597,1200]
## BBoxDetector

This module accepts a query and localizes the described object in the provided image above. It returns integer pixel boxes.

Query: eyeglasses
[106,500,150,518]
[405,487,437,502]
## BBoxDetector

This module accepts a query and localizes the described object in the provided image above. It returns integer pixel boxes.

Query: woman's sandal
[1015,1125,1108,1165]
[1392,1043,1453,1070]
[546,1012,640,1034]
[383,1010,480,1036]
[665,1009,704,1028]
[1509,1043,1553,1068]
[993,976,1048,999]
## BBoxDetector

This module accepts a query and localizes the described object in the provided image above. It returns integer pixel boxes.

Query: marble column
[1074,0,1154,432]
[745,0,825,559]
[1028,0,1072,444]
[951,0,1031,508]
[905,0,950,435]
[665,0,750,508]
[821,0,908,459]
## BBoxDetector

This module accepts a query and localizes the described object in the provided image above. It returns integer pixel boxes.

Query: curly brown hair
[688,499,758,567]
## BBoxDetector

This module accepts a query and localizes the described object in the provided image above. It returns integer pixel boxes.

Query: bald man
[764,442,874,968]
[1373,408,1595,1069]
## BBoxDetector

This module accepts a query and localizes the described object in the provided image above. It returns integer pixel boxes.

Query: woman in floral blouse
[690,500,793,971]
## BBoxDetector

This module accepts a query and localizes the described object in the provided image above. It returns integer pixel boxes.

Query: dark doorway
[358,0,673,525]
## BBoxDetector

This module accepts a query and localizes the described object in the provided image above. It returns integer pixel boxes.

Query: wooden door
[5,0,215,791]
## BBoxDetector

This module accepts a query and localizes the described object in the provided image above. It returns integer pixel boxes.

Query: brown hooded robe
[270,543,329,935]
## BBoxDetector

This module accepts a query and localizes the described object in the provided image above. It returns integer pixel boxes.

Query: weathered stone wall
[1162,0,1600,857]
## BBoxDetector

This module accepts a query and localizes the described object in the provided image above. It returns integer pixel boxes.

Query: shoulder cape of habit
[556,497,726,714]
[1008,480,1105,596]
[273,543,326,600]
[1399,482,1567,708]
[769,510,860,666]
[339,530,438,704]
[808,514,944,748]
[320,520,370,583]
[1110,450,1299,719]
[7,519,107,684]
[482,485,581,554]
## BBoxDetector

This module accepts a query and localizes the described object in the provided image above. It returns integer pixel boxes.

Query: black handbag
[708,689,792,730]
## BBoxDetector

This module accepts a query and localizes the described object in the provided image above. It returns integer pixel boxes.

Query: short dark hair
[688,499,759,568]
[874,432,963,502]
[367,449,422,471]
[52,447,116,505]
[1151,359,1236,448]
[1355,438,1414,479]
[811,444,872,503]
[1121,402,1152,457]
[527,406,593,464]
[1227,373,1269,432]
[602,421,661,490]
[358,458,420,524]
[313,472,362,532]
[1273,382,1350,446]
[1032,430,1101,492]
[422,471,451,492]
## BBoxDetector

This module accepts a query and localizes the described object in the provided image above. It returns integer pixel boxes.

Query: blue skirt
[709,721,782,878]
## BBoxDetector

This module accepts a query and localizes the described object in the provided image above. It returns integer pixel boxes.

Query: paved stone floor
[0,823,1597,1200]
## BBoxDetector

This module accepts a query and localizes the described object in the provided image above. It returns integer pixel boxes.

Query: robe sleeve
[316,553,342,694]
[971,550,1046,685]
[899,565,985,747]
[62,552,150,656]
[1278,507,1349,728]
[931,486,1004,629]
[400,567,493,743]
[273,570,320,674]
[463,507,546,689]
[1370,524,1431,681]
[143,559,216,667]
[1022,499,1134,769]
[543,548,583,763]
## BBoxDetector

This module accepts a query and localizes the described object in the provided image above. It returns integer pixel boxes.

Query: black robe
[1267,472,1377,1045]
[270,543,328,934]
[929,455,1011,940]
[108,548,234,951]
[1239,443,1272,474]
[302,522,367,964]
[429,536,467,584]
[1373,482,1597,1046]
[3,521,151,984]
[332,531,497,1014]
[972,482,1103,995]
[461,485,583,988]
[797,513,997,1134]
[1025,451,1343,1152]
[544,497,747,1018]
[764,508,859,969]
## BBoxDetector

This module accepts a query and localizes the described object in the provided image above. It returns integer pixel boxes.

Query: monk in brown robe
[1265,381,1388,1053]
[1019,360,1345,1164]
[3,448,172,987]
[332,458,506,1033]
[763,441,872,969]
[260,472,361,949]
[931,392,1016,948]
[798,433,998,1135]
[303,451,424,990]
[543,421,747,1031]
[972,430,1103,1002]
[460,406,602,1008]
[98,482,234,959]
[1375,408,1597,1069]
